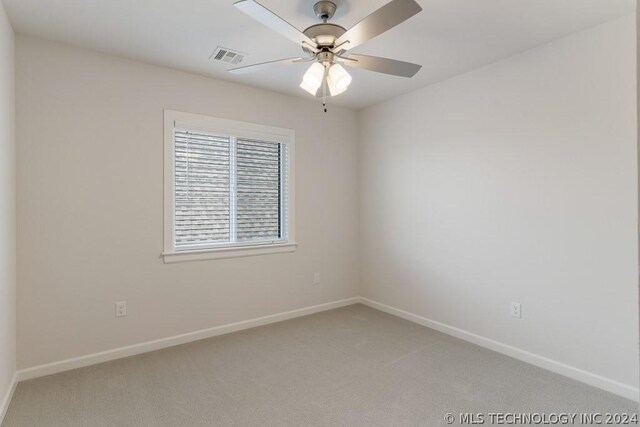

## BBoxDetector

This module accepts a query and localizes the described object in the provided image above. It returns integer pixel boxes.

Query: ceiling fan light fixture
[302,62,325,89]
[328,63,352,92]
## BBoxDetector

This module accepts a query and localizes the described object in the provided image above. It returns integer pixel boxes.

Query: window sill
[162,242,297,264]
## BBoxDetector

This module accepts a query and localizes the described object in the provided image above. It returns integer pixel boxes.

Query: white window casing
[163,110,296,263]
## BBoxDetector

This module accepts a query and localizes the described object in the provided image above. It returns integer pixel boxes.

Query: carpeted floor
[3,304,637,426]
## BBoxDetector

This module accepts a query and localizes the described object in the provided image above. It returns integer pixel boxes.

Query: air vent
[210,46,246,65]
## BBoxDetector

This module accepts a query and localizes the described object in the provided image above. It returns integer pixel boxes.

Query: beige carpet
[3,304,637,426]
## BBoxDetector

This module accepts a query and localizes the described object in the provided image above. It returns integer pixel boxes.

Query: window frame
[163,110,296,263]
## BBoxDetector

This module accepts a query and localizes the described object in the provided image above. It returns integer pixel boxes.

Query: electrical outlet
[313,273,321,285]
[116,301,127,317]
[510,302,521,319]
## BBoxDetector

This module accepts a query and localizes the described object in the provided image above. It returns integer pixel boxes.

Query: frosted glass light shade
[328,64,351,93]
[327,75,347,96]
[300,79,319,96]
[303,62,325,89]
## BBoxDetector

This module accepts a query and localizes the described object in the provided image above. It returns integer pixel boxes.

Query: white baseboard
[358,297,639,401]
[0,372,18,425]
[16,297,359,382]
[12,296,639,404]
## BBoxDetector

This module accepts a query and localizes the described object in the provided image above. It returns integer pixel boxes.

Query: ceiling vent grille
[210,46,246,65]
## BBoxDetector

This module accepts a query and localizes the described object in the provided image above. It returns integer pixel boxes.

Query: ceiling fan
[230,0,423,102]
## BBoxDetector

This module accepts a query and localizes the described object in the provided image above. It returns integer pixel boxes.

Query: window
[163,110,295,262]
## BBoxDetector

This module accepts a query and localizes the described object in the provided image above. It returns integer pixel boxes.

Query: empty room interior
[1,0,640,425]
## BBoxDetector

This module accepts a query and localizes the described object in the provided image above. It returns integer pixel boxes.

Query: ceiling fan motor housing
[303,23,346,47]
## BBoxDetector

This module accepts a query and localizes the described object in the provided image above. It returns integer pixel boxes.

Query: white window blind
[236,138,286,242]
[174,130,231,248]
[173,129,287,250]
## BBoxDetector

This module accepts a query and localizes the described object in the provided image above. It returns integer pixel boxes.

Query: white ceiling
[3,0,635,109]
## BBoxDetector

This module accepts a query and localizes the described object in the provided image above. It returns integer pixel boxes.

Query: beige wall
[0,0,16,413]
[16,36,360,369]
[359,15,639,390]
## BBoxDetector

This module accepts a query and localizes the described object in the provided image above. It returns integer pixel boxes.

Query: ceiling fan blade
[335,0,422,51]
[344,54,421,77]
[234,0,317,48]
[228,57,303,75]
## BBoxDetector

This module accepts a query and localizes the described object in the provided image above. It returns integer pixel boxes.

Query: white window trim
[163,109,296,263]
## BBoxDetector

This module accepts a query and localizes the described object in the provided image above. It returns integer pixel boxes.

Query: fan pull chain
[323,77,327,113]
